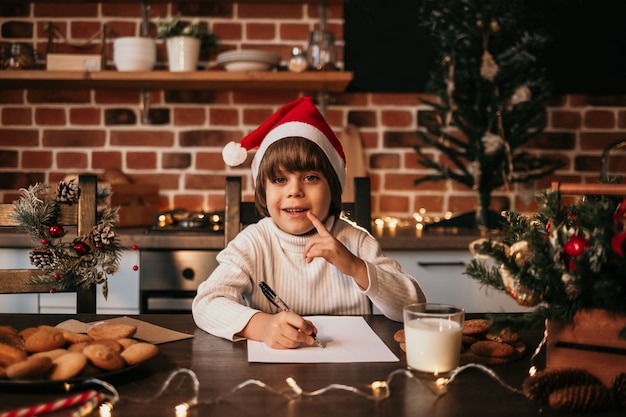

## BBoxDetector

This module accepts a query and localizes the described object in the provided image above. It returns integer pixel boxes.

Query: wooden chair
[224,176,372,246]
[0,175,98,314]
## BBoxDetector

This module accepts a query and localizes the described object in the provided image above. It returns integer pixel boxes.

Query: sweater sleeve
[337,220,427,322]
[191,231,262,341]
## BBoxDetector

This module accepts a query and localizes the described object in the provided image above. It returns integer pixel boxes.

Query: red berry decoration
[132,244,138,251]
[564,235,589,257]
[41,238,48,245]
[53,273,60,280]
[73,242,90,256]
[50,288,56,294]
[133,265,139,271]
[48,224,64,238]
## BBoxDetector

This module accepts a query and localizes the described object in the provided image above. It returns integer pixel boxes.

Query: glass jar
[4,43,35,69]
[288,47,308,73]
[306,30,336,71]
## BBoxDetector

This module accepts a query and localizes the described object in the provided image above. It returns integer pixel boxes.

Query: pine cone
[522,368,602,403]
[29,247,57,270]
[90,224,115,249]
[612,373,626,409]
[548,384,612,413]
[56,180,80,204]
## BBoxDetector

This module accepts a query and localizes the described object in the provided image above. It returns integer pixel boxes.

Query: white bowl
[114,37,156,71]
[216,49,281,72]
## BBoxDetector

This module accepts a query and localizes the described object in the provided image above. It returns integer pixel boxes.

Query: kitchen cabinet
[388,250,534,314]
[0,248,140,314]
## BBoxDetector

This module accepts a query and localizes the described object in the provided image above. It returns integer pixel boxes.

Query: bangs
[262,138,328,178]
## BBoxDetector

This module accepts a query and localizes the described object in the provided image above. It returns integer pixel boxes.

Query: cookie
[87,323,137,341]
[120,343,159,365]
[469,340,516,358]
[393,329,405,343]
[462,334,478,345]
[67,341,91,353]
[6,355,53,380]
[462,319,490,335]
[48,352,88,381]
[485,328,520,344]
[0,343,28,367]
[31,348,69,361]
[24,326,66,353]
[82,343,125,371]
[117,338,139,349]
[18,327,38,340]
[62,330,93,345]
[90,339,123,354]
[0,332,25,351]
[0,325,18,335]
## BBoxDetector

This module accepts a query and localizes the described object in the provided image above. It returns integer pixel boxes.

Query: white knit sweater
[192,216,426,341]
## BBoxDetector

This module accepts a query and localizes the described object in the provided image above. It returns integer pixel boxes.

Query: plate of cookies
[0,322,159,386]
[393,318,526,366]
[459,318,526,365]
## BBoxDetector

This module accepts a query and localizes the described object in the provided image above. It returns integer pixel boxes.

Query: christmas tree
[415,0,564,229]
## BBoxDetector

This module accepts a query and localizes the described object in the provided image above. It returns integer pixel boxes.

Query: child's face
[264,168,332,235]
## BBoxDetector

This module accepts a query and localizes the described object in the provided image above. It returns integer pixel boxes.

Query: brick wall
[1,2,626,224]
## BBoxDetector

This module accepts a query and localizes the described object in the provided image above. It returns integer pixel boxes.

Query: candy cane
[0,390,102,417]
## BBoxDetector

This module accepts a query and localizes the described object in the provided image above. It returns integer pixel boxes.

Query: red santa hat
[222,96,347,189]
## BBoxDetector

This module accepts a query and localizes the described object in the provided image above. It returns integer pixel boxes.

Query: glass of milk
[403,303,464,374]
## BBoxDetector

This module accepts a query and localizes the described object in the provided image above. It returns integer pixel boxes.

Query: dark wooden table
[0,314,620,417]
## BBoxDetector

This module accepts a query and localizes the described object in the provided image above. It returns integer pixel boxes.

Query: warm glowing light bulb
[175,403,189,417]
[286,377,303,395]
[99,403,112,417]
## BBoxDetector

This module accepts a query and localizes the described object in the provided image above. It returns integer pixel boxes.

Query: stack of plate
[216,50,281,72]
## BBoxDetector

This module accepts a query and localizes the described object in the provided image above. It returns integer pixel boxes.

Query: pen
[259,281,324,348]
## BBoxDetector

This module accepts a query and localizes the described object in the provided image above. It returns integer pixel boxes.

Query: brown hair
[254,137,342,218]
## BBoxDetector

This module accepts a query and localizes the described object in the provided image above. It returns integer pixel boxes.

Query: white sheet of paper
[247,316,399,363]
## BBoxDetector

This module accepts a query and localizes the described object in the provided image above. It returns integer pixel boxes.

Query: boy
[192,96,426,349]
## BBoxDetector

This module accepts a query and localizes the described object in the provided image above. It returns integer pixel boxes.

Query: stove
[141,209,224,313]
[146,209,224,234]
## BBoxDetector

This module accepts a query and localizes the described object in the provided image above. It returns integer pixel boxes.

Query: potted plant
[155,16,217,72]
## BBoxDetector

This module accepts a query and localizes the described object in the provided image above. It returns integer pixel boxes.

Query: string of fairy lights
[86,357,538,417]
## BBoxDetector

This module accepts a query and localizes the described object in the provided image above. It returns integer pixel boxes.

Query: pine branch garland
[9,182,122,297]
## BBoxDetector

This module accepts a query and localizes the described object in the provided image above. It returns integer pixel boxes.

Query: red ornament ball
[564,235,589,257]
[48,224,64,238]
[132,265,139,271]
[132,244,139,251]
[41,238,48,245]
[50,288,56,294]
[53,273,60,280]
[73,242,90,256]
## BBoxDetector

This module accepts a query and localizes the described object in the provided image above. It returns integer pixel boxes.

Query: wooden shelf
[0,70,353,92]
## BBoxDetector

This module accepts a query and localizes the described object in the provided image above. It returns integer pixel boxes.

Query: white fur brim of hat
[250,121,346,189]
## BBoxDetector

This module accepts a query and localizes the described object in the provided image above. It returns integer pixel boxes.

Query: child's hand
[304,211,368,289]
[262,311,318,349]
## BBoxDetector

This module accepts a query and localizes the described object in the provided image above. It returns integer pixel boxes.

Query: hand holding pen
[259,281,324,348]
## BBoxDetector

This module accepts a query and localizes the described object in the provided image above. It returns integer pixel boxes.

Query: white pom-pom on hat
[222,96,346,189]
[222,141,248,167]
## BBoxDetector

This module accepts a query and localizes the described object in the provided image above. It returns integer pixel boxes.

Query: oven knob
[182,268,195,280]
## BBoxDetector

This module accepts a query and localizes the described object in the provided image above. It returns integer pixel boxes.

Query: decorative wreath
[10,180,122,298]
